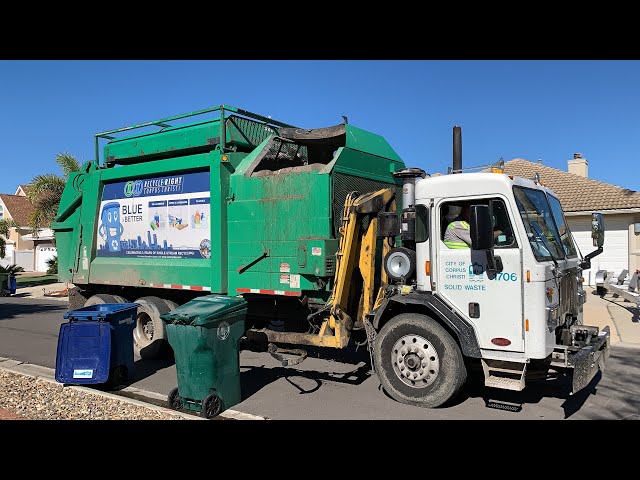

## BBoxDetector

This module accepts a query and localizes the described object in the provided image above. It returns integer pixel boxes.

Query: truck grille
[558,269,577,317]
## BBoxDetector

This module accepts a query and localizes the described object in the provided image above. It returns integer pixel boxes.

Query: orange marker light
[425,260,431,276]
[526,270,530,283]
[525,319,529,331]
[221,155,229,162]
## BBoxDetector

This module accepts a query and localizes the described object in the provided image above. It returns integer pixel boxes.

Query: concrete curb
[0,357,267,420]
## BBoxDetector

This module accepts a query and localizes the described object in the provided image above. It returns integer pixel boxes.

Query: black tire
[111,365,128,388]
[100,365,128,391]
[161,299,179,311]
[384,247,417,282]
[373,313,467,408]
[596,286,607,297]
[84,293,130,307]
[200,392,223,419]
[133,296,170,359]
[168,387,183,411]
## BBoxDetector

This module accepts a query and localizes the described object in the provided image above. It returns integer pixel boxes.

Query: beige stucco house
[504,155,640,285]
[0,185,57,272]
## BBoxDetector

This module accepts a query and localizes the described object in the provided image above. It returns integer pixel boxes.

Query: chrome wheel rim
[135,312,154,345]
[391,334,440,388]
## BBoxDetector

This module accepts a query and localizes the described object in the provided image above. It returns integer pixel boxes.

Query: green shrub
[0,264,24,275]
[46,255,58,275]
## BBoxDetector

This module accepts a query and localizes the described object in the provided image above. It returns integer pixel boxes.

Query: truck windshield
[513,186,565,262]
[547,194,578,258]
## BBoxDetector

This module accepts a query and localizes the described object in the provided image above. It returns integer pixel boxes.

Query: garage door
[14,250,34,272]
[568,214,630,286]
[36,245,57,273]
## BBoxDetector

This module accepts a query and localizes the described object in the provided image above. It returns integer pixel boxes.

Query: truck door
[436,196,524,351]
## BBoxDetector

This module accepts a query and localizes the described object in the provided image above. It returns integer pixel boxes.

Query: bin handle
[267,343,307,367]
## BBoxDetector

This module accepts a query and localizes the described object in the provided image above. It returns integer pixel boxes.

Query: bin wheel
[168,387,183,410]
[111,365,128,387]
[102,365,128,391]
[201,393,223,419]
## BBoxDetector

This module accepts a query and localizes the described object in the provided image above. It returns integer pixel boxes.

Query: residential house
[504,154,640,285]
[0,185,57,272]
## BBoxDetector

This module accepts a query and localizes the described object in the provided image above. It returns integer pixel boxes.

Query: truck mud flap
[570,325,610,394]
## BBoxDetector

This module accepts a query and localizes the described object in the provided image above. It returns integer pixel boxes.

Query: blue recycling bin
[55,303,138,387]
[0,274,16,296]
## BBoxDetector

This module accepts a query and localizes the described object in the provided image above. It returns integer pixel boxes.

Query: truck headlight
[546,303,559,332]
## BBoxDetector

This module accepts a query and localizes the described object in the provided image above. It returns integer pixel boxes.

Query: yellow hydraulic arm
[324,187,396,347]
[249,187,396,351]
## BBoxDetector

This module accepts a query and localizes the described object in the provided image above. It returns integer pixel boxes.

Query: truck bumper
[568,325,611,394]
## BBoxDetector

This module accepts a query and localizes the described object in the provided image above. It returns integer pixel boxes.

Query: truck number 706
[495,272,518,281]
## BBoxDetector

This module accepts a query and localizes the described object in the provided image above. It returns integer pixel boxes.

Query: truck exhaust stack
[453,126,462,173]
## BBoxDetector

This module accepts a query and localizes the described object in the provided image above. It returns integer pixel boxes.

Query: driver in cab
[443,202,502,249]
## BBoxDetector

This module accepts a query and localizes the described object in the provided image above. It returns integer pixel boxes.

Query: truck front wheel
[134,296,171,359]
[373,313,467,408]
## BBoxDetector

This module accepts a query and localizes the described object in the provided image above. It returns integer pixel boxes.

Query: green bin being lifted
[160,294,247,418]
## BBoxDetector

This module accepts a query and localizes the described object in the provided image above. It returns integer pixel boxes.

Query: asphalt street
[1,296,639,420]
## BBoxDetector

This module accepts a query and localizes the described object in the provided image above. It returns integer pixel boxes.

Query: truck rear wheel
[84,293,130,306]
[373,313,467,408]
[161,299,179,311]
[134,296,171,360]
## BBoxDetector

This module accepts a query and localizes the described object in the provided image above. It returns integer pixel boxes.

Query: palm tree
[0,219,17,259]
[26,153,81,234]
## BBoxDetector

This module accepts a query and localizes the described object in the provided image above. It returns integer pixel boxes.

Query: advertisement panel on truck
[96,171,211,259]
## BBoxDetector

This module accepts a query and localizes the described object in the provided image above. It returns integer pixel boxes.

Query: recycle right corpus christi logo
[469,262,484,282]
[124,180,143,197]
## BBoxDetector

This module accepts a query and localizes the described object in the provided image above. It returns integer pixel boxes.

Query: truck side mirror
[470,205,493,250]
[470,204,503,273]
[592,212,605,248]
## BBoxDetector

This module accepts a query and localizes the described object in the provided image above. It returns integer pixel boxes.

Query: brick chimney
[568,153,588,177]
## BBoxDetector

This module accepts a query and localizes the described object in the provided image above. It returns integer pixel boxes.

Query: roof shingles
[504,159,640,212]
[0,194,35,226]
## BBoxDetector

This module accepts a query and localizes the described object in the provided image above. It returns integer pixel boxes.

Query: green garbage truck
[52,105,405,359]
[53,105,610,410]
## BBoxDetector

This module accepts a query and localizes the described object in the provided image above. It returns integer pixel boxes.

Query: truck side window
[415,204,429,243]
[490,199,517,248]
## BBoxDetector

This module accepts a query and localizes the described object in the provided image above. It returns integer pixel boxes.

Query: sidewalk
[583,286,640,346]
[13,282,69,303]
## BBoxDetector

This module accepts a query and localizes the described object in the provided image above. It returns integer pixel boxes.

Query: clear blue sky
[1,60,638,194]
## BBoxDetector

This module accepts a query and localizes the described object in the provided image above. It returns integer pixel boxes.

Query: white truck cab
[371,167,610,408]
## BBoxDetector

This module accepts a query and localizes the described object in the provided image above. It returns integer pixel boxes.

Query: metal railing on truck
[94,105,297,166]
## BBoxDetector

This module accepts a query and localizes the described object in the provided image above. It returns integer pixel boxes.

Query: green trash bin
[160,294,247,419]
[0,274,7,295]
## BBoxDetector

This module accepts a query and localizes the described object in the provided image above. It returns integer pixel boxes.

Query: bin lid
[64,303,139,320]
[160,295,247,326]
